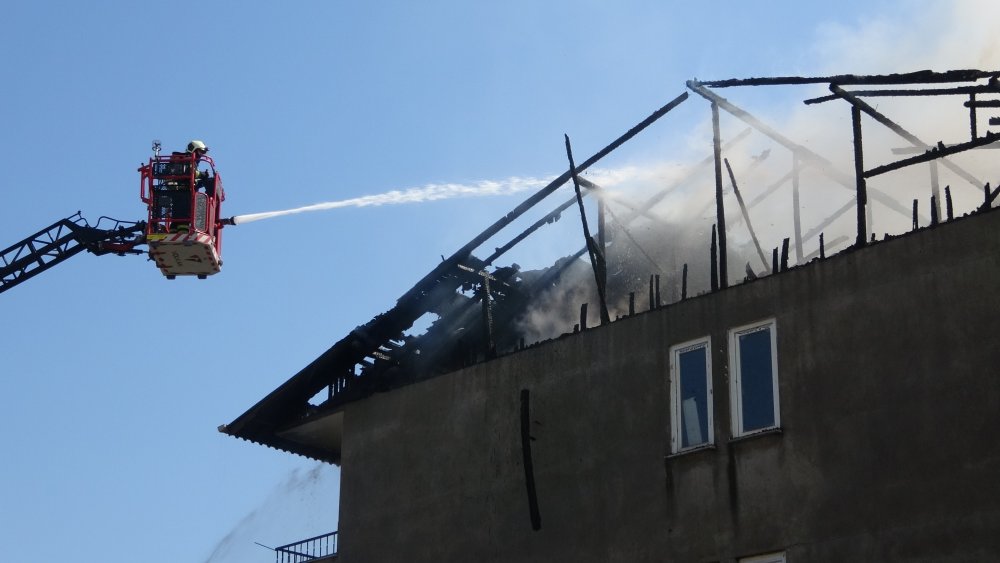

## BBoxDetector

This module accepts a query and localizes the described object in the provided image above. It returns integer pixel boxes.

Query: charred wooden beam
[780,238,790,272]
[964,98,1000,108]
[930,195,939,226]
[865,131,1000,178]
[655,274,662,308]
[930,160,942,218]
[711,102,729,288]
[852,105,868,247]
[970,93,978,140]
[829,84,984,190]
[724,158,769,270]
[892,142,1000,154]
[697,69,999,89]
[982,183,1000,211]
[771,247,778,275]
[565,134,611,325]
[648,275,655,311]
[681,264,688,300]
[710,226,719,292]
[628,292,635,316]
[912,199,919,230]
[946,186,954,220]
[484,197,576,266]
[805,84,1000,105]
[802,234,849,261]
[579,303,588,331]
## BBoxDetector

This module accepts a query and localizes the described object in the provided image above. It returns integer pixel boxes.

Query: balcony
[275,531,338,562]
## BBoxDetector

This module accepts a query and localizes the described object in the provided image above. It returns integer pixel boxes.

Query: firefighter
[166,140,212,232]
[187,140,215,196]
[186,139,208,158]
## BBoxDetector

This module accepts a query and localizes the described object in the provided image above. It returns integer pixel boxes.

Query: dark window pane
[679,347,709,447]
[739,328,775,431]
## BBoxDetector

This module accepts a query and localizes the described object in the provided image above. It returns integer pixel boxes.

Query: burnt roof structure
[220,69,1000,464]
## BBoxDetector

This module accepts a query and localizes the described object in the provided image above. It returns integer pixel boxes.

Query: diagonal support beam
[829,84,984,190]
[687,82,915,224]
[804,84,1000,105]
[724,158,769,269]
[565,134,611,325]
[865,131,1000,178]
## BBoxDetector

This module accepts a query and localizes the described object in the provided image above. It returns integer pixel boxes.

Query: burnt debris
[221,69,1000,459]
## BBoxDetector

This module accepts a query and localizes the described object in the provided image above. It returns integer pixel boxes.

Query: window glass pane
[738,328,775,432]
[678,347,709,448]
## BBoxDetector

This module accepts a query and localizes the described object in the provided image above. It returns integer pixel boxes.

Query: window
[669,337,713,452]
[739,551,786,563]
[729,319,779,437]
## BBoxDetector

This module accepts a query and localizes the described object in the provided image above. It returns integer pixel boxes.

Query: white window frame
[729,318,780,437]
[669,336,713,453]
[739,551,786,563]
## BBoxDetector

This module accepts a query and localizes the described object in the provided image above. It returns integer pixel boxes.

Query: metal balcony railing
[275,531,338,562]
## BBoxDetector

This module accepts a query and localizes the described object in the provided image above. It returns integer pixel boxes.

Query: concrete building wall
[337,210,1000,562]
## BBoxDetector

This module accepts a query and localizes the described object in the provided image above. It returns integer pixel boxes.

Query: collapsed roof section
[220,69,1000,463]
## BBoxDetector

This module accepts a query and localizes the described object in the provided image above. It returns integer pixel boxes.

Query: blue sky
[1,1,996,562]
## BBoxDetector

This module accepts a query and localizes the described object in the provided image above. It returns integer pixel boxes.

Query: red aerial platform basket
[139,149,226,279]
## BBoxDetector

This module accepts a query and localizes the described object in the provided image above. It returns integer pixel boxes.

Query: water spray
[218,168,677,228]
[220,176,554,227]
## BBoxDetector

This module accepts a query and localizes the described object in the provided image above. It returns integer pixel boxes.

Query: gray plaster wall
[336,210,1000,562]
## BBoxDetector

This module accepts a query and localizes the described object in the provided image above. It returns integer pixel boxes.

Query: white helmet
[187,140,208,153]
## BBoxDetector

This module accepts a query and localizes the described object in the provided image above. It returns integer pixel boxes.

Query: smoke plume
[503,1,1000,343]
[202,463,337,563]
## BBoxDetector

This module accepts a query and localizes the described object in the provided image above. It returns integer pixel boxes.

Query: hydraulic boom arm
[0,212,146,295]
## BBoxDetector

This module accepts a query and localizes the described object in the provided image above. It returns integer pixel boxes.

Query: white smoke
[814,0,1000,74]
[510,0,1000,343]
[202,463,338,563]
